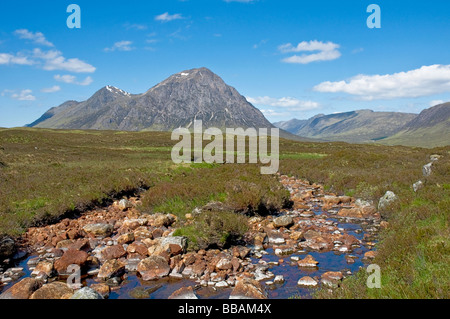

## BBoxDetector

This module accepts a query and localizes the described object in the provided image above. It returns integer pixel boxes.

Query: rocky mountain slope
[274,110,417,143]
[29,68,274,132]
[379,102,450,147]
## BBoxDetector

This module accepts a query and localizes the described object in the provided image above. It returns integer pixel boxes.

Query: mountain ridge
[29,68,275,132]
[274,103,450,147]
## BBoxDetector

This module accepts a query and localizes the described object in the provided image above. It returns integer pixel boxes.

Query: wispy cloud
[33,49,96,73]
[0,53,34,65]
[14,29,54,47]
[279,40,341,64]
[3,89,36,101]
[104,41,135,52]
[123,23,147,31]
[1,30,95,74]
[247,96,320,111]
[155,12,184,22]
[260,109,289,117]
[314,64,450,100]
[247,96,320,110]
[54,74,93,86]
[41,85,61,93]
[253,39,268,49]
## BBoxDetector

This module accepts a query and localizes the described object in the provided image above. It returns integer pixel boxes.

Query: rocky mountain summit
[29,68,274,131]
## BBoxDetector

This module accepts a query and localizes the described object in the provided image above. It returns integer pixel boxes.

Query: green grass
[279,152,327,160]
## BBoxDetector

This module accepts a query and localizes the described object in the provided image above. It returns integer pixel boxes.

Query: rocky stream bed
[0,175,384,299]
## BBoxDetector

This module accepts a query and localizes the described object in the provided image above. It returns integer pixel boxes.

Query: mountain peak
[29,67,274,131]
[104,85,132,97]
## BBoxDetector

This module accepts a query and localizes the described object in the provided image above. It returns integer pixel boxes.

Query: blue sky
[1,0,450,127]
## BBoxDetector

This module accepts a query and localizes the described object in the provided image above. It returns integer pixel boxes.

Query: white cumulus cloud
[54,74,93,86]
[14,29,54,47]
[0,53,34,65]
[9,89,36,101]
[314,64,450,100]
[247,96,320,111]
[33,48,96,73]
[279,40,341,64]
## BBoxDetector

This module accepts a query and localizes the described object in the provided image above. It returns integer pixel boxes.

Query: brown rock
[83,223,113,238]
[216,258,233,271]
[68,238,90,251]
[56,239,75,249]
[30,282,73,299]
[117,233,135,244]
[231,257,241,272]
[0,278,42,299]
[191,260,207,277]
[148,237,187,257]
[97,259,126,279]
[150,214,176,228]
[322,196,341,206]
[137,256,171,281]
[127,241,149,256]
[122,219,146,230]
[304,230,322,241]
[67,229,80,240]
[152,228,164,239]
[322,271,343,281]
[338,208,364,219]
[54,249,88,274]
[168,286,198,299]
[229,278,267,299]
[232,246,250,259]
[90,283,110,299]
[51,234,67,247]
[133,226,153,241]
[321,271,343,288]
[297,276,318,287]
[31,260,54,277]
[290,231,305,241]
[297,255,319,268]
[364,250,377,260]
[254,233,268,248]
[101,245,126,261]
[273,216,294,229]
[293,202,310,210]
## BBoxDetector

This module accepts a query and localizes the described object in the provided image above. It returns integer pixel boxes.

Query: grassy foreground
[0,127,449,298]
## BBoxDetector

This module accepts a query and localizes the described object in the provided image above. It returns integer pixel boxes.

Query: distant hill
[28,68,275,132]
[273,118,309,134]
[378,102,450,148]
[274,110,417,143]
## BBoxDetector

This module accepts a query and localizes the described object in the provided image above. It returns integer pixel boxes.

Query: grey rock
[118,199,133,210]
[423,162,433,176]
[0,237,15,259]
[148,236,187,257]
[273,215,294,228]
[430,154,442,162]
[70,287,103,299]
[378,191,398,210]
[413,180,424,192]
